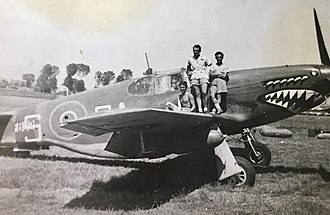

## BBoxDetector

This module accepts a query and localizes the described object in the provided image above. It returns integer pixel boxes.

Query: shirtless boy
[166,81,196,112]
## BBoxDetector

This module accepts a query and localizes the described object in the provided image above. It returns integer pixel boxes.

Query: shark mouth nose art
[263,89,324,113]
[263,75,309,87]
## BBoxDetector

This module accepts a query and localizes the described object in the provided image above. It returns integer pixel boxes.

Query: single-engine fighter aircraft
[1,9,330,186]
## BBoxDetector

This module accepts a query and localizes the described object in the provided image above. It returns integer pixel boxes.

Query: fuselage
[222,64,330,133]
[1,64,330,156]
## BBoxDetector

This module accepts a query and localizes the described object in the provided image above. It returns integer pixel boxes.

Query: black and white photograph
[0,0,330,214]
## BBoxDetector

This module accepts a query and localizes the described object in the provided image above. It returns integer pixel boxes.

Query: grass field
[0,115,330,215]
[0,89,54,112]
[0,95,49,112]
[0,88,56,100]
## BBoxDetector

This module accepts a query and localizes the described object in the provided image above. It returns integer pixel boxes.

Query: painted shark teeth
[301,75,308,81]
[294,77,301,81]
[287,78,294,83]
[263,75,309,87]
[264,89,320,113]
[273,80,281,85]
[280,79,287,84]
[266,81,273,86]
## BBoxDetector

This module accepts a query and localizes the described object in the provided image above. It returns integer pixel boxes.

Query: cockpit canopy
[128,72,183,95]
[56,85,71,97]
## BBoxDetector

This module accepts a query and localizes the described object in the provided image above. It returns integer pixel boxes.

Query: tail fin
[314,9,330,66]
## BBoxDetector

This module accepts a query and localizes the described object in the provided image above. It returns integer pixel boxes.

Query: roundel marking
[49,101,88,141]
[59,111,78,123]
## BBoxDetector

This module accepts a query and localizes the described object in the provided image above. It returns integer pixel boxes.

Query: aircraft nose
[319,67,330,95]
[320,67,330,81]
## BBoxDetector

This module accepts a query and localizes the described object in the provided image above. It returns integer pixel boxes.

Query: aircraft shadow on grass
[24,150,329,211]
[27,148,330,183]
[63,154,218,211]
[61,153,330,211]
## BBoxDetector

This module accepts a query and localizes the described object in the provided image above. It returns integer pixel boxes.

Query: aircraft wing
[60,108,215,136]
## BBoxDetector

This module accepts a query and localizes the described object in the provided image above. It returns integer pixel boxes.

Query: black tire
[227,156,255,187]
[247,142,271,166]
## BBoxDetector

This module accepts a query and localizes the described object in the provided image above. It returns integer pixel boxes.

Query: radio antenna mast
[144,53,153,75]
[145,53,150,69]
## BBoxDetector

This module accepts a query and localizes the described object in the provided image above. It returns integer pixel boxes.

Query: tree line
[21,63,135,94]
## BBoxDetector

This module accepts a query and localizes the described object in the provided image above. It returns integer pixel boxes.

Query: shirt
[187,55,211,80]
[209,63,229,79]
[209,63,229,93]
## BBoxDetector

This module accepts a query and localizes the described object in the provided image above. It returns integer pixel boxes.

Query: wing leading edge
[60,108,215,136]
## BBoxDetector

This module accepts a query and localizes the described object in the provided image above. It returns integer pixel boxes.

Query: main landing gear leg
[240,128,271,166]
[213,129,255,186]
[136,130,156,158]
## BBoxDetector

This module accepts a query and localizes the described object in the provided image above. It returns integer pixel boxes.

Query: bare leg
[210,86,221,113]
[216,93,222,114]
[165,102,180,111]
[193,85,203,113]
[210,86,219,113]
[201,83,208,112]
[220,93,227,112]
[210,86,218,105]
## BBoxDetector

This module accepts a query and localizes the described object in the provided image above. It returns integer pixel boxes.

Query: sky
[0,0,330,89]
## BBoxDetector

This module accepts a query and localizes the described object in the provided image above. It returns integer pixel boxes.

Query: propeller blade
[314,9,330,66]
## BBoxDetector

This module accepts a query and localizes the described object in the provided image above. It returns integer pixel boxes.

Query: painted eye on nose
[311,71,318,76]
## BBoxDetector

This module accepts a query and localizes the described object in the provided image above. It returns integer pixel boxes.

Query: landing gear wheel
[246,142,271,166]
[227,156,255,187]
